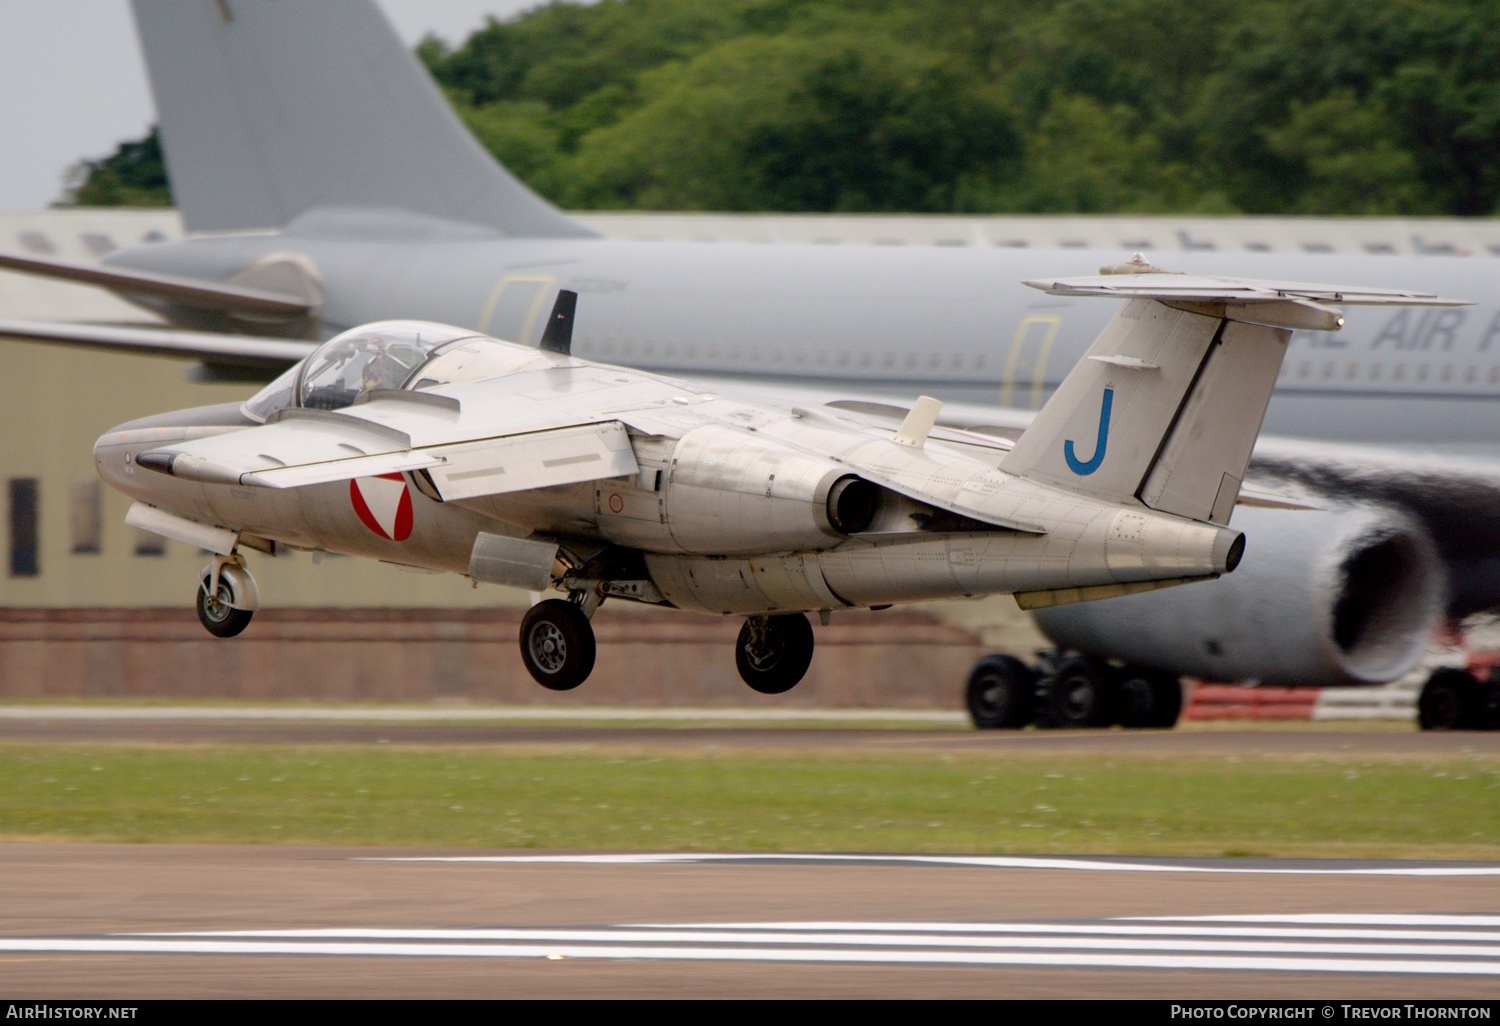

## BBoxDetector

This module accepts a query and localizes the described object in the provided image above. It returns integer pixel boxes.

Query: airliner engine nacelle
[1030,504,1445,688]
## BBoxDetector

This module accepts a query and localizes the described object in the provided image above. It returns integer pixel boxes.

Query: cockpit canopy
[243,321,488,422]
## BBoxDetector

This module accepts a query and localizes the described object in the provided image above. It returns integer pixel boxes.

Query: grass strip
[0,744,1496,858]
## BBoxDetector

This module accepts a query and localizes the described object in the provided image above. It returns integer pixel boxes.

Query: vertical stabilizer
[1002,299,1233,513]
[1002,273,1466,524]
[129,0,594,238]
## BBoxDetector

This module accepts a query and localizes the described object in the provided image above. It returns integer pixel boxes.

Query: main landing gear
[517,594,820,696]
[966,650,1183,730]
[1418,666,1500,731]
[519,597,598,691]
[735,614,815,695]
[195,554,259,638]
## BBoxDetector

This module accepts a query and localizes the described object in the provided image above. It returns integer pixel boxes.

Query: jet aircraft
[4,0,1500,728]
[94,275,1456,698]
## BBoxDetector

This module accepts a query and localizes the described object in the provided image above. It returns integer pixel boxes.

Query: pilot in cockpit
[242,321,487,421]
[360,342,392,392]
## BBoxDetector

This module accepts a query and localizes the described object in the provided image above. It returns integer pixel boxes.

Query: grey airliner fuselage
[110,225,1500,450]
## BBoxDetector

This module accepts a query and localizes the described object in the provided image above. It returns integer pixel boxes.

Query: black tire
[965,655,1034,729]
[735,614,815,695]
[196,575,253,638]
[1036,655,1117,729]
[1479,674,1500,732]
[519,599,596,691]
[1418,667,1478,731]
[1145,674,1183,728]
[1117,666,1182,729]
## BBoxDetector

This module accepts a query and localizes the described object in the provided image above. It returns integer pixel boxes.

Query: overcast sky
[0,1,554,212]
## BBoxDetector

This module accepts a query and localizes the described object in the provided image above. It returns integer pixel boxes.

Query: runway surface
[0,705,1493,754]
[2,844,1500,997]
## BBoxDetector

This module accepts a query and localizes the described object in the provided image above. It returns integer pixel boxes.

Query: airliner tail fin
[129,0,593,238]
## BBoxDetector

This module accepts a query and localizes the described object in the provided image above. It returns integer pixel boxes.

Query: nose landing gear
[196,554,259,638]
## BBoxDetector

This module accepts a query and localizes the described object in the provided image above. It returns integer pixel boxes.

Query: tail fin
[129,0,593,238]
[1001,272,1464,525]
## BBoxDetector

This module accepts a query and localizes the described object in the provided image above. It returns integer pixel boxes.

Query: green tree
[561,32,1019,211]
[59,127,171,208]
[1189,0,1500,214]
[62,0,1500,217]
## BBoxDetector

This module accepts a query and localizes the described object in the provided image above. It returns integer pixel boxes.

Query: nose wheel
[197,573,253,638]
[735,613,815,694]
[520,598,597,691]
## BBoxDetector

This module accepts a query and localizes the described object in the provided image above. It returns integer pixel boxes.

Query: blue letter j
[1063,387,1113,476]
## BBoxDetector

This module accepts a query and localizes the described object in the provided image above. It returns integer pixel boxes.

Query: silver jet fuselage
[93,324,1239,619]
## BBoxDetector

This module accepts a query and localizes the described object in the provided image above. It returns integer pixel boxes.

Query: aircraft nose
[94,424,136,492]
[93,403,256,492]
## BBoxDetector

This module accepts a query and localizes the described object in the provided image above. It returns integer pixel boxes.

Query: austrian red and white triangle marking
[349,474,413,541]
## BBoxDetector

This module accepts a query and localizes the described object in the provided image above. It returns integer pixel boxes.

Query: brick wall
[0,607,985,708]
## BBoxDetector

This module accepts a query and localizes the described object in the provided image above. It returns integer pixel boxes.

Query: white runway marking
[1134,914,1500,926]
[5,916,1500,975]
[360,851,1500,877]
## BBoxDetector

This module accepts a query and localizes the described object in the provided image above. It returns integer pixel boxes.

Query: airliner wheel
[196,575,253,638]
[520,599,596,691]
[1117,666,1183,729]
[1480,675,1500,732]
[1418,667,1479,730]
[736,614,815,694]
[965,655,1034,729]
[1036,655,1117,728]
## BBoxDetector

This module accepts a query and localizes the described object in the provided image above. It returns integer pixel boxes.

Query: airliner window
[296,324,465,411]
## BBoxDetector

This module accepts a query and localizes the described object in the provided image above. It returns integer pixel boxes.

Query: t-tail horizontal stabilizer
[1000,273,1467,526]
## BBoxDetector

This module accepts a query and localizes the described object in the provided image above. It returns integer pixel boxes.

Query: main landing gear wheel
[1418,667,1479,731]
[966,655,1034,729]
[1036,655,1116,728]
[196,574,253,638]
[736,613,815,694]
[1480,674,1500,732]
[1117,666,1183,729]
[520,599,596,691]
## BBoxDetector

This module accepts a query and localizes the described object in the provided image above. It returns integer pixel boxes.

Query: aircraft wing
[133,390,640,500]
[241,420,639,499]
[0,317,314,369]
[1248,435,1500,565]
[0,250,313,318]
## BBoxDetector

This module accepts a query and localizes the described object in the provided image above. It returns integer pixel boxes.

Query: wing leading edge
[137,410,639,503]
[0,317,315,370]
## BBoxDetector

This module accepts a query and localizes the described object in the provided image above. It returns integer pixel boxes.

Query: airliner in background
[2,0,1497,730]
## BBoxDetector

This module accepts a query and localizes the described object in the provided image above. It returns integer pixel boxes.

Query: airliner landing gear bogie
[736,613,815,694]
[520,598,597,691]
[965,651,1183,730]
